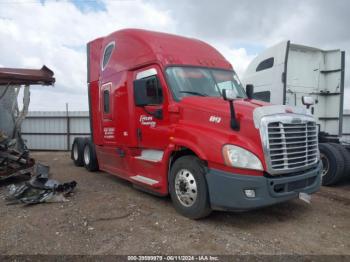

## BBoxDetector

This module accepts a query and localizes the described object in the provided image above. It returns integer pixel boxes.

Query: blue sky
[69,0,106,12]
[40,0,106,12]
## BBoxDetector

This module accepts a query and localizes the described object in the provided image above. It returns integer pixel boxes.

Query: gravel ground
[0,152,349,255]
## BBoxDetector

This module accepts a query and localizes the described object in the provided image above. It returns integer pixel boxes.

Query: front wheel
[169,155,211,219]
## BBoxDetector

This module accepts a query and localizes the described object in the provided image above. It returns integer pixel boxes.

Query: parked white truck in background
[242,41,350,186]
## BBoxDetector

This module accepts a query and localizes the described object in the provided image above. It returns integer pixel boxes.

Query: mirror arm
[229,100,240,131]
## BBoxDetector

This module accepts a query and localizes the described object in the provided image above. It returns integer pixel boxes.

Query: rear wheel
[71,138,85,166]
[169,155,211,219]
[83,139,99,172]
[329,143,350,179]
[319,143,345,186]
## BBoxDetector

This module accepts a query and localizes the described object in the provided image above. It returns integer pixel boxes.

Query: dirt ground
[0,152,349,255]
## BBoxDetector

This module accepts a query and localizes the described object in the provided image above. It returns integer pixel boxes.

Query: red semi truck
[72,29,322,219]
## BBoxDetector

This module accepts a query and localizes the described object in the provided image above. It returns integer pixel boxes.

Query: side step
[134,149,163,162]
[130,175,160,188]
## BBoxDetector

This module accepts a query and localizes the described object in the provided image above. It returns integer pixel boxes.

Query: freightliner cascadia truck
[71,29,322,219]
[242,41,350,186]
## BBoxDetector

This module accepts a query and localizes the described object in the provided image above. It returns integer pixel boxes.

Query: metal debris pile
[6,164,77,205]
[0,65,55,182]
[0,135,77,205]
[0,132,34,182]
[0,65,77,205]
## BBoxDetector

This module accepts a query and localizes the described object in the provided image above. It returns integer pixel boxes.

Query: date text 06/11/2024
[127,255,219,261]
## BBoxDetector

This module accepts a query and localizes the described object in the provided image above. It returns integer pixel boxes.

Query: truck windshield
[165,67,247,101]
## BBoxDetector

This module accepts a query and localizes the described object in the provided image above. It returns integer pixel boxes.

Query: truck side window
[253,91,271,102]
[134,75,163,105]
[103,89,110,113]
[256,57,274,72]
[102,42,115,70]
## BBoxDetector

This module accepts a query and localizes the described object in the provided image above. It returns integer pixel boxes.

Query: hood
[179,96,268,130]
[173,96,311,172]
[173,96,269,170]
[177,96,268,153]
[174,96,267,170]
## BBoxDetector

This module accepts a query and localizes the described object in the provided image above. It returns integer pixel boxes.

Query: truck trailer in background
[242,41,350,186]
[72,29,322,218]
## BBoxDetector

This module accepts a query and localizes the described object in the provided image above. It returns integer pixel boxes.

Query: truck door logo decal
[103,127,115,139]
[209,116,221,123]
[140,115,156,127]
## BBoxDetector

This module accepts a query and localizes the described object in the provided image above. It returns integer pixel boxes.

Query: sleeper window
[102,42,115,70]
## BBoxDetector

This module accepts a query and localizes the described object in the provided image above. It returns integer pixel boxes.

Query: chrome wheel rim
[320,153,329,177]
[84,145,90,165]
[73,143,78,160]
[175,169,197,207]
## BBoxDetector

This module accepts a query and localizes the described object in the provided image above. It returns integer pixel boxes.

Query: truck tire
[71,137,85,167]
[83,139,99,172]
[329,143,350,179]
[319,143,345,186]
[169,155,211,219]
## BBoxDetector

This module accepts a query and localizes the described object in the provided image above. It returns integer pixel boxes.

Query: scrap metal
[0,66,55,181]
[6,164,77,205]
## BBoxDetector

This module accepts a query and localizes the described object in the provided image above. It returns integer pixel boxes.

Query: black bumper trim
[206,162,322,211]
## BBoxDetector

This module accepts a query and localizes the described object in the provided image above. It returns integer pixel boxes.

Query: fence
[22,111,90,151]
[21,110,350,151]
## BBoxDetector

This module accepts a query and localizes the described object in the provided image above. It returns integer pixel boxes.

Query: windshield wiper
[179,91,208,97]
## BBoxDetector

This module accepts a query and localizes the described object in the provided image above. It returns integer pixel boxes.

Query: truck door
[97,81,128,176]
[127,66,171,186]
[132,66,170,151]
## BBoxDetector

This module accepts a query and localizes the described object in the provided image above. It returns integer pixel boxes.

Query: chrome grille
[260,114,319,175]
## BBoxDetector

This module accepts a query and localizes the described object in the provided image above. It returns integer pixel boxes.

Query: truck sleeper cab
[71,29,321,219]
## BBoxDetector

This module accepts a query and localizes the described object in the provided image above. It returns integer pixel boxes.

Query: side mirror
[246,84,254,99]
[134,76,163,106]
[222,89,236,101]
[302,96,314,108]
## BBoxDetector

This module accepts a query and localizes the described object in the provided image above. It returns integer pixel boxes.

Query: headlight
[222,145,263,171]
